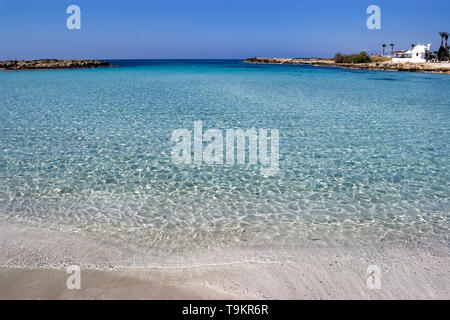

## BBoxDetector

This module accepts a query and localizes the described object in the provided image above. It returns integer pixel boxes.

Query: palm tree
[444,32,449,61]
[382,44,387,56]
[390,43,395,57]
[438,32,449,61]
[439,32,445,48]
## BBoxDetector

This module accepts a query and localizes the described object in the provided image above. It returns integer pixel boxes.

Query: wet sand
[0,267,240,299]
[1,223,449,300]
[1,248,449,300]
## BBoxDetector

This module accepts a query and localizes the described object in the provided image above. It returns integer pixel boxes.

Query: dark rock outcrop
[0,59,110,70]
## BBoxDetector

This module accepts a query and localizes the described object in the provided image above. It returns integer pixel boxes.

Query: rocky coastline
[0,59,110,70]
[246,57,450,74]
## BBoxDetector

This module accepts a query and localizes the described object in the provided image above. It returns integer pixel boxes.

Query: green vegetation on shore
[333,51,372,64]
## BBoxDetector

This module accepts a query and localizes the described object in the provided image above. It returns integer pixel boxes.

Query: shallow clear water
[0,60,449,263]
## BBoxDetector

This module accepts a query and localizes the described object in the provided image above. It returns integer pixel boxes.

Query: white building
[392,44,431,63]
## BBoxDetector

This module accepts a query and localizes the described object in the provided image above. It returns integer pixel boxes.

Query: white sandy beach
[1,221,449,299]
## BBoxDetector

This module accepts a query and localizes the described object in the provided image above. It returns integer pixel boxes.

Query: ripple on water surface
[0,61,449,264]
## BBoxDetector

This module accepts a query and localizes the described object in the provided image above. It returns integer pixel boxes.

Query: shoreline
[2,247,448,299]
[245,57,450,74]
[1,220,449,299]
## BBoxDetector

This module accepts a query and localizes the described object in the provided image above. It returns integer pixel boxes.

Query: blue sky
[0,0,449,59]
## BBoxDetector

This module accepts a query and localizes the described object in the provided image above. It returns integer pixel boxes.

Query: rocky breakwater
[0,59,110,70]
[245,57,335,65]
[246,57,450,74]
[361,61,450,74]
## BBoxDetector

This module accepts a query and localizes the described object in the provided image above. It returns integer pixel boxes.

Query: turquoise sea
[0,60,449,266]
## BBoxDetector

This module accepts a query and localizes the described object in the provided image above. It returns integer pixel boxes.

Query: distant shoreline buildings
[392,44,431,63]
[381,32,449,63]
